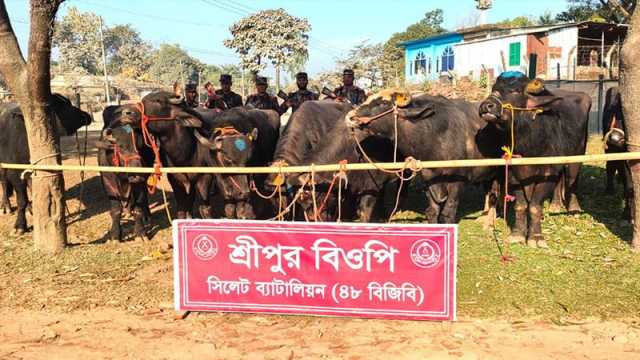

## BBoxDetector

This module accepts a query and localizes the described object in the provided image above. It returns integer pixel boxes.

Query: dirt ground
[1,133,640,359]
[1,309,639,359]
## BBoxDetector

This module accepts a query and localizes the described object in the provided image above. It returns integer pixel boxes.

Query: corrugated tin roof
[398,21,629,49]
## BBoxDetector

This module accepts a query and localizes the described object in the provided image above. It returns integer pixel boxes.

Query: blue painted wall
[403,33,463,82]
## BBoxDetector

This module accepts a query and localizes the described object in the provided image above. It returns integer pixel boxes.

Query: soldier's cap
[296,72,308,80]
[219,74,232,83]
[343,69,355,76]
[255,76,268,86]
[185,82,197,91]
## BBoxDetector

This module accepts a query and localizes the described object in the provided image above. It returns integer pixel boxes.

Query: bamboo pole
[2,152,640,175]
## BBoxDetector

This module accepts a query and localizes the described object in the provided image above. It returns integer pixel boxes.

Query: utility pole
[98,17,111,104]
[476,0,492,26]
[241,66,246,99]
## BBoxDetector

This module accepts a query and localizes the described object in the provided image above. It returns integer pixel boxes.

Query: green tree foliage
[380,9,446,86]
[148,44,204,86]
[538,11,558,25]
[498,16,536,27]
[556,0,636,23]
[104,24,153,80]
[224,8,310,88]
[337,41,384,91]
[52,6,102,74]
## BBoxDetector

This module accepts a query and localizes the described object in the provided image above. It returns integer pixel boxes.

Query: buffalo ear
[177,116,203,128]
[526,95,562,111]
[250,128,258,141]
[398,103,435,120]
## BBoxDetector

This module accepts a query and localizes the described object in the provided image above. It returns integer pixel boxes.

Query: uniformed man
[245,76,279,113]
[184,82,199,108]
[279,72,319,114]
[213,74,243,110]
[333,69,367,105]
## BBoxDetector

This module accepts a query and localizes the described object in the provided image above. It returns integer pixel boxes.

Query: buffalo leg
[168,177,192,219]
[12,179,29,235]
[439,182,463,224]
[424,190,440,224]
[357,194,377,223]
[236,200,255,220]
[0,179,12,214]
[508,186,527,244]
[108,198,123,242]
[132,186,149,242]
[223,199,236,219]
[549,171,565,213]
[564,163,582,213]
[527,181,556,248]
[605,161,617,194]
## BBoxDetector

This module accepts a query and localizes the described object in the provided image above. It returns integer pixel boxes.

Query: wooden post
[597,74,604,134]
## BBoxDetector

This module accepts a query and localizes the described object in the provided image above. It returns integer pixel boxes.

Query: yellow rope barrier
[2,152,640,175]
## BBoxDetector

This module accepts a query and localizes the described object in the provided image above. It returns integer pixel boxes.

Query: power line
[76,0,227,29]
[198,0,343,58]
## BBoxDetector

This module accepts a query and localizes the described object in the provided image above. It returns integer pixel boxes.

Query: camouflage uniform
[333,85,367,106]
[279,89,319,114]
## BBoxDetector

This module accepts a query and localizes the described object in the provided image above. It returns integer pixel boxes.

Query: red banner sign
[173,220,457,321]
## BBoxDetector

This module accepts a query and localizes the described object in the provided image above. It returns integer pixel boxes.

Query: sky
[4,0,569,77]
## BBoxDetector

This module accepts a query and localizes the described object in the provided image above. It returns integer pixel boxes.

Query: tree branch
[0,0,27,93]
[28,0,63,103]
[609,0,632,20]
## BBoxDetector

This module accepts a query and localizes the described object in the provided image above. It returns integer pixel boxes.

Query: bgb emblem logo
[410,239,441,268]
[192,234,218,261]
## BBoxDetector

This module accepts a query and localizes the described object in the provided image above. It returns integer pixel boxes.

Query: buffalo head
[118,91,204,130]
[96,124,146,184]
[479,71,561,128]
[51,94,92,136]
[345,88,435,137]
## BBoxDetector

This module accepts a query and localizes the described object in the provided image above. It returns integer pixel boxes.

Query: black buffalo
[265,100,353,189]
[346,90,502,224]
[479,72,591,248]
[294,119,399,222]
[602,86,632,220]
[196,107,280,219]
[0,94,91,234]
[110,91,217,219]
[98,105,153,242]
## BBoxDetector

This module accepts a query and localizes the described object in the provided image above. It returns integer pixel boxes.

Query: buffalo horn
[169,95,185,105]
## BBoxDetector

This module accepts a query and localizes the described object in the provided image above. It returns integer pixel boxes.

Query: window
[509,42,521,66]
[441,46,455,72]
[414,51,427,75]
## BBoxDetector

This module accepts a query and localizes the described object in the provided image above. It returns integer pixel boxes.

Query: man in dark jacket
[212,74,243,110]
[185,82,199,108]
[279,72,319,114]
[333,69,367,105]
[245,76,280,113]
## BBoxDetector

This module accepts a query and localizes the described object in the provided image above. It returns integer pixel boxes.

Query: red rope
[500,149,521,263]
[136,101,174,194]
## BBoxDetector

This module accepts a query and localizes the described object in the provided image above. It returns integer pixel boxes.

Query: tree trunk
[275,64,281,92]
[0,0,66,254]
[621,8,640,252]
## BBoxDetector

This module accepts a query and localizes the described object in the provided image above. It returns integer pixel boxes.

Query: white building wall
[454,34,529,80]
[546,27,579,79]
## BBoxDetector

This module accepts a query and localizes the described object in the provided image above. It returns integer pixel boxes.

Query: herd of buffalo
[0,71,632,249]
